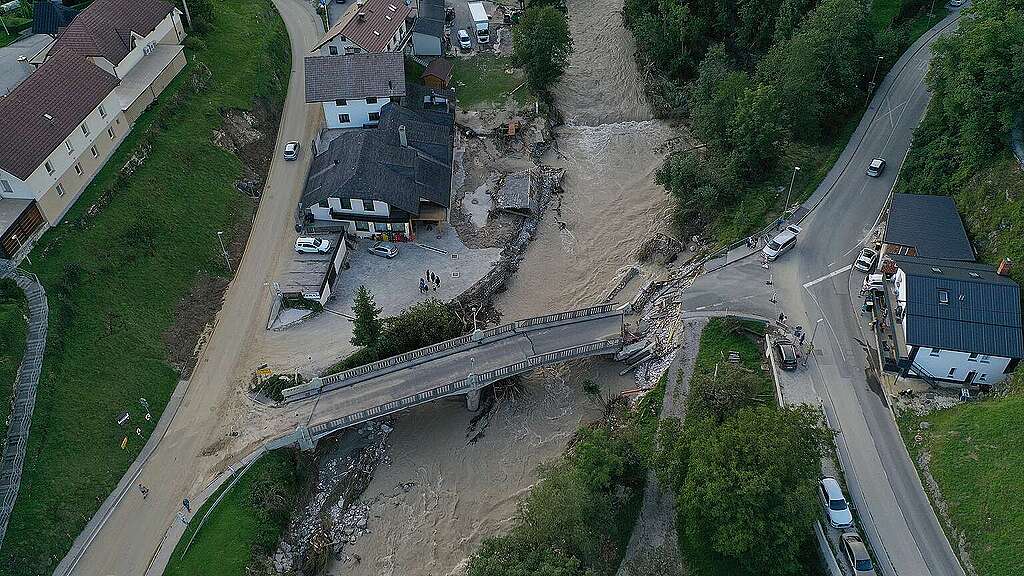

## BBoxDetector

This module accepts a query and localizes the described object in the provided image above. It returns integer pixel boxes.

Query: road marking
[803,265,853,289]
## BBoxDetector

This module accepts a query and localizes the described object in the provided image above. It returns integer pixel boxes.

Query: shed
[420,58,454,89]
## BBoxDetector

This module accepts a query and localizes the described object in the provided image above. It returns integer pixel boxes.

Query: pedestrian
[800,332,806,346]
[183,498,191,513]
[419,278,427,293]
[778,312,785,323]
[435,277,441,289]
[138,483,149,499]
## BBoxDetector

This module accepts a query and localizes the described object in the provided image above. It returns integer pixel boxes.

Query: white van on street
[762,224,802,261]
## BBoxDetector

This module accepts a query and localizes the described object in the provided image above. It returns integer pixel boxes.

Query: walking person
[183,498,191,513]
[138,483,149,499]
[800,332,806,346]
[419,278,427,293]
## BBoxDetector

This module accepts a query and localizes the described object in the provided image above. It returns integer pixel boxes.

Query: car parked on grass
[283,141,300,161]
[819,477,854,529]
[457,29,472,50]
[854,247,878,272]
[368,242,399,258]
[295,236,330,254]
[866,157,886,177]
[773,339,798,371]
[841,533,876,575]
[762,224,802,261]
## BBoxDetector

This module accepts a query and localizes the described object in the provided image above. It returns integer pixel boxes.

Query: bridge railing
[282,304,621,402]
[307,336,623,441]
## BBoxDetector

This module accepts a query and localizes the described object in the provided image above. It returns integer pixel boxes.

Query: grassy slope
[0,0,290,573]
[164,450,301,576]
[0,282,28,439]
[451,54,528,109]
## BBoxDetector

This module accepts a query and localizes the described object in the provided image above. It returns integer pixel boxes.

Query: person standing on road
[183,498,191,513]
[138,483,149,499]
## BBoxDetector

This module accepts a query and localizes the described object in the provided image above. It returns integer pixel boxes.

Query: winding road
[681,11,966,576]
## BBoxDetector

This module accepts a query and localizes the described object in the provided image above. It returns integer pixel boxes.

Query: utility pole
[784,166,801,216]
[216,231,232,273]
[866,56,884,108]
[180,0,193,29]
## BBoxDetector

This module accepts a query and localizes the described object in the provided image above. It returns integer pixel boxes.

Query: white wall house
[313,0,412,56]
[308,198,410,237]
[322,97,395,129]
[889,256,1022,386]
[304,52,406,130]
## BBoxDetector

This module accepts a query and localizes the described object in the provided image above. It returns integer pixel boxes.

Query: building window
[338,113,351,124]
[355,220,370,231]
[329,45,339,55]
[74,163,83,176]
[55,182,65,197]
[1,180,12,194]
[929,348,941,357]
[947,367,956,377]
[45,161,54,175]
[368,112,380,121]
[65,140,74,153]
[391,222,406,234]
[361,200,374,211]
[366,97,378,104]
[968,353,979,362]
[980,355,991,363]
[979,373,988,381]
[81,122,90,136]
[937,289,949,304]
[99,104,107,118]
[91,146,98,158]
[335,99,347,106]
[374,222,389,232]
[340,198,352,209]
[108,128,116,139]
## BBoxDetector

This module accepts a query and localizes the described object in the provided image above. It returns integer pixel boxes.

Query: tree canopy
[511,5,573,93]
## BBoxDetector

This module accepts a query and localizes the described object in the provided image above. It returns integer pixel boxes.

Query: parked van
[762,224,802,261]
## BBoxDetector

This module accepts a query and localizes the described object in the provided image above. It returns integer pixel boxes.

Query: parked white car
[866,157,886,177]
[854,247,878,272]
[368,242,399,259]
[294,236,330,254]
[762,224,802,261]
[457,29,472,50]
[819,477,854,529]
[283,141,300,161]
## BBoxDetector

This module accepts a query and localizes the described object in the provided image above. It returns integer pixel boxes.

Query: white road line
[803,265,854,289]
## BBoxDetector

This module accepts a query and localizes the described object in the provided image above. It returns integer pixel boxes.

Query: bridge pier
[466,387,482,412]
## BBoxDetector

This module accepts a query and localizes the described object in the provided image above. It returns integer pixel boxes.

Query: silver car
[854,247,878,272]
[819,477,854,529]
[283,141,300,161]
[866,157,886,177]
[368,242,399,258]
[762,224,802,261]
[841,533,876,575]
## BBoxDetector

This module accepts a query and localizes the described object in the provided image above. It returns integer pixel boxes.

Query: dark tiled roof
[893,255,1023,358]
[403,83,455,113]
[421,57,453,81]
[338,0,412,53]
[413,0,445,38]
[32,0,79,35]
[302,102,453,213]
[0,54,119,180]
[304,53,406,103]
[884,194,975,261]
[49,0,175,65]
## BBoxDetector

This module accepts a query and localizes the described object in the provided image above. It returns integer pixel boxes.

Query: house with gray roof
[883,194,975,261]
[411,0,446,57]
[301,101,455,237]
[305,52,406,129]
[886,254,1021,386]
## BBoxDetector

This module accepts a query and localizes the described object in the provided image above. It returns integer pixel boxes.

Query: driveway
[680,13,966,576]
[0,34,53,95]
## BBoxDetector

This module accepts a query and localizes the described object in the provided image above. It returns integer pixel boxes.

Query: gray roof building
[884,194,975,261]
[304,52,406,103]
[893,255,1023,358]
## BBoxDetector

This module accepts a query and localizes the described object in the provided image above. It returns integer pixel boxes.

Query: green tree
[687,44,753,150]
[728,82,787,174]
[469,536,592,576]
[679,406,829,576]
[376,299,463,357]
[350,285,382,347]
[687,362,769,423]
[511,5,573,92]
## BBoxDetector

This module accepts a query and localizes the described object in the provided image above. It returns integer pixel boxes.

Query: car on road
[773,339,799,370]
[948,0,965,6]
[295,236,330,254]
[854,247,878,273]
[863,273,885,293]
[841,533,877,575]
[819,477,854,529]
[866,157,886,177]
[762,224,802,261]
[368,242,399,258]
[283,141,300,161]
[457,29,472,50]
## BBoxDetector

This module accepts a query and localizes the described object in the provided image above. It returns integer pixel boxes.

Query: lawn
[899,388,1024,576]
[164,450,303,576]
[450,54,529,109]
[0,17,31,48]
[0,279,27,439]
[0,0,291,572]
[693,316,773,398]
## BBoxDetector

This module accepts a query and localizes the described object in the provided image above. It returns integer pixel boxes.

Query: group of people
[420,270,442,294]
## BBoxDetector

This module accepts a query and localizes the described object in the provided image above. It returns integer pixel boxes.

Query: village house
[411,0,446,58]
[0,0,186,259]
[304,52,406,130]
[300,102,454,238]
[882,193,975,260]
[312,0,412,56]
[420,57,453,90]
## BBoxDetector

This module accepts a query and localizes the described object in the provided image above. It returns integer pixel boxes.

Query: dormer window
[937,289,949,304]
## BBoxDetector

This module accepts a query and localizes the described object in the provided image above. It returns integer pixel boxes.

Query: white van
[762,224,802,261]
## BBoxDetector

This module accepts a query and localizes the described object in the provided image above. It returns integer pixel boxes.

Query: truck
[467,1,489,44]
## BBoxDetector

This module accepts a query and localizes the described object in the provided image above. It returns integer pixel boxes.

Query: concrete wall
[321,96,392,129]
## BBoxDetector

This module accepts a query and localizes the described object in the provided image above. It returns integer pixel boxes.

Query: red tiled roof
[49,0,176,66]
[0,54,119,180]
[314,0,411,53]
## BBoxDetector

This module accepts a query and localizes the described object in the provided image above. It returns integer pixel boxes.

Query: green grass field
[693,317,773,397]
[451,54,529,109]
[0,0,291,572]
[899,389,1024,576]
[0,279,28,439]
[164,450,302,576]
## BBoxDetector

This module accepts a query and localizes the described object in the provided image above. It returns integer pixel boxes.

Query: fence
[0,267,48,548]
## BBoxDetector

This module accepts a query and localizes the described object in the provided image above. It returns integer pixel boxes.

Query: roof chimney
[997,257,1012,276]
[398,124,408,147]
[358,11,366,20]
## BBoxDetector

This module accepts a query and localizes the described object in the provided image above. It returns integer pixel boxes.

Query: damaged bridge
[275,305,625,450]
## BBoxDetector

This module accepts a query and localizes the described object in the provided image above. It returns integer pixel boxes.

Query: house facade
[304,52,406,130]
[0,0,186,259]
[313,0,411,56]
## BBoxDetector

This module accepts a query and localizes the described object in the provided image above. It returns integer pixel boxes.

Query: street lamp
[470,305,479,332]
[808,318,825,352]
[216,231,232,273]
[866,56,884,108]
[784,166,801,215]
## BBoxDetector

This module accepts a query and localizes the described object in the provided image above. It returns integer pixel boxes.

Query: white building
[312,0,411,56]
[888,255,1022,386]
[304,52,406,130]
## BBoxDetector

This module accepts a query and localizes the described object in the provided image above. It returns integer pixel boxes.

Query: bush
[511,5,573,93]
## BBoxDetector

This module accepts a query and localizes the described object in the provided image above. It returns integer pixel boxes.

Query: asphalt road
[52,1,325,574]
[681,13,966,576]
